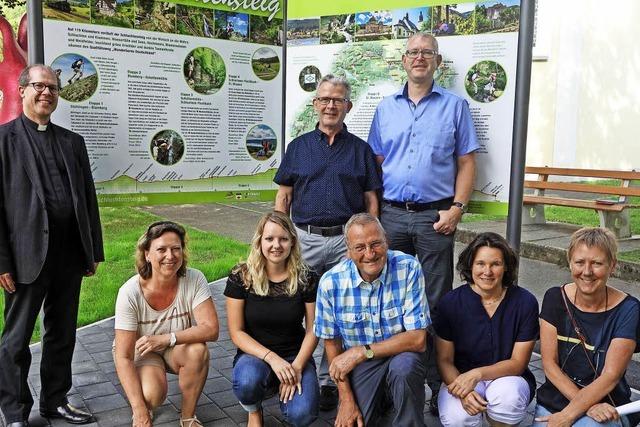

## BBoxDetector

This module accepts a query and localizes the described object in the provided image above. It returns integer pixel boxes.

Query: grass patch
[0,206,249,342]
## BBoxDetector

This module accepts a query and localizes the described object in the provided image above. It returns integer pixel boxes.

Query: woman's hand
[265,353,297,386]
[135,334,169,357]
[447,368,481,398]
[460,390,487,416]
[534,410,575,427]
[586,403,620,423]
[279,381,301,403]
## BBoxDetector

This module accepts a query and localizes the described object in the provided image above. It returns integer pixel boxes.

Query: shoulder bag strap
[560,285,616,406]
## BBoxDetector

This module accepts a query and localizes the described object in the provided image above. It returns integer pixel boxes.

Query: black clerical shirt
[21,114,76,233]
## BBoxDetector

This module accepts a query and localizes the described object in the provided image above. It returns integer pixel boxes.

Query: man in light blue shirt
[315,213,429,426]
[367,32,479,414]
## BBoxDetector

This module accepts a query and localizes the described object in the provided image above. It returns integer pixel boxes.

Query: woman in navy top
[434,232,539,427]
[533,228,640,427]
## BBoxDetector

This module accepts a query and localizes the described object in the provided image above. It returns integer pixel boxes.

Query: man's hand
[84,262,100,277]
[434,207,462,235]
[335,397,364,427]
[586,403,620,423]
[329,346,364,383]
[460,390,487,416]
[447,368,481,398]
[135,334,169,356]
[0,272,15,293]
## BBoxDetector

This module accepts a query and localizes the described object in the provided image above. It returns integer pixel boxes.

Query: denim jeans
[532,404,630,427]
[232,353,319,427]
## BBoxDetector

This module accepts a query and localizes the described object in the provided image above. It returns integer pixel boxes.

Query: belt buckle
[404,202,417,212]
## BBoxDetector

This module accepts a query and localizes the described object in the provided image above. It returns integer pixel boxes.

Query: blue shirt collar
[394,81,444,101]
[313,122,349,140]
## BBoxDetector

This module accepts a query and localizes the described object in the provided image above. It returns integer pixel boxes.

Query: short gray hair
[18,64,62,89]
[316,74,352,100]
[567,227,618,265]
[344,213,386,246]
[406,32,439,53]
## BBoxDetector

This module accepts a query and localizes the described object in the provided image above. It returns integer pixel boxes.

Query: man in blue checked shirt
[315,213,430,426]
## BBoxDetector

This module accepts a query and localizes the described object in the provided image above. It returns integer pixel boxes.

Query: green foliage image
[465,60,507,103]
[184,47,226,95]
[251,47,279,81]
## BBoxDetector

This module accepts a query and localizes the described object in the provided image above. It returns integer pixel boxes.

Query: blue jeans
[532,404,630,427]
[232,353,319,427]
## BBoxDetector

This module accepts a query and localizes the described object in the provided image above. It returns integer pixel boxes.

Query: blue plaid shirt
[314,250,430,349]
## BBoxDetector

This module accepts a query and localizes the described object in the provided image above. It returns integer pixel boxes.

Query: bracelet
[262,350,272,361]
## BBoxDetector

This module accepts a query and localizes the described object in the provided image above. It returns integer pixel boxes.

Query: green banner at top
[288,0,473,19]
[171,0,283,20]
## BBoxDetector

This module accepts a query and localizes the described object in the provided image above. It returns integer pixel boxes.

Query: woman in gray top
[113,221,219,427]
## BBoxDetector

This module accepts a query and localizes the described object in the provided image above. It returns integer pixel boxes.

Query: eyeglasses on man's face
[26,82,60,94]
[405,48,438,59]
[314,97,349,106]
[349,240,386,255]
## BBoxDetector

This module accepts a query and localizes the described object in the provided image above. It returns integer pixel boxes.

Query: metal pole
[506,0,535,254]
[26,0,44,64]
[280,0,287,162]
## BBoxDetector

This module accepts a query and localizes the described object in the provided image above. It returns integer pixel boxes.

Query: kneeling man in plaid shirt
[315,213,430,426]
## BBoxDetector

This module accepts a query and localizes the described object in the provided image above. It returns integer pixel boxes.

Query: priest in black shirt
[0,64,104,427]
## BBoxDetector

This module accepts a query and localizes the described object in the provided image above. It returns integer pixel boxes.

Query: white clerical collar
[37,124,48,132]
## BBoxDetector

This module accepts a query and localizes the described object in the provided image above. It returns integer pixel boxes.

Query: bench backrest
[524,167,640,203]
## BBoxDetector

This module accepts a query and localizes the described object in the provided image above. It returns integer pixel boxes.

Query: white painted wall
[526,0,640,171]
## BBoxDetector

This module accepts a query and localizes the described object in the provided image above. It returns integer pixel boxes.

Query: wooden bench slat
[525,167,640,181]
[524,180,640,197]
[523,195,626,211]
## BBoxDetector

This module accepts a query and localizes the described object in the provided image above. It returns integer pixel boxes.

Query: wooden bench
[522,167,640,238]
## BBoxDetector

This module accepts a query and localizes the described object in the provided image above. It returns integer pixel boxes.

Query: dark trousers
[0,239,84,423]
[380,204,454,392]
[350,352,426,426]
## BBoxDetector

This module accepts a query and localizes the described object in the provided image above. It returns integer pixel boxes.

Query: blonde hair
[239,211,308,296]
[567,227,618,265]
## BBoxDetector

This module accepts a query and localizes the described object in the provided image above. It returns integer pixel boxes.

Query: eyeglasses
[350,240,385,254]
[26,82,59,94]
[405,49,438,59]
[315,97,349,106]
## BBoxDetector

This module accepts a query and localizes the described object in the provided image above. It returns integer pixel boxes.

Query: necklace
[475,285,506,306]
[482,293,505,305]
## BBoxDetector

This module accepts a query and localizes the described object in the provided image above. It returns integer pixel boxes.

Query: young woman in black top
[225,211,319,427]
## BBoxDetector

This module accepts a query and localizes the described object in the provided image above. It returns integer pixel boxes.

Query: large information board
[42,0,284,205]
[286,0,521,214]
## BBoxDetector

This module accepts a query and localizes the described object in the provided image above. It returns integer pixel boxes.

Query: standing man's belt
[384,198,453,212]
[296,223,345,237]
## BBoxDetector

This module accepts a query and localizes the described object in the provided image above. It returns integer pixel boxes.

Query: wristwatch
[169,332,177,347]
[452,201,468,213]
[364,344,374,360]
